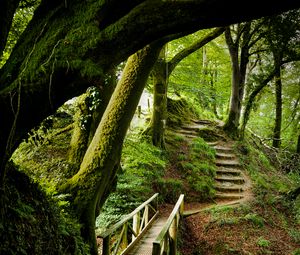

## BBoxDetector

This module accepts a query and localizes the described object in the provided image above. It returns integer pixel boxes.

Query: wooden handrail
[152,194,184,255]
[98,193,159,255]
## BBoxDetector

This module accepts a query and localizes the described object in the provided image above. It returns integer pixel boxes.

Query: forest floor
[164,119,300,255]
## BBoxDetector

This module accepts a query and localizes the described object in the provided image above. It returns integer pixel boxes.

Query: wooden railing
[152,194,184,255]
[98,193,159,255]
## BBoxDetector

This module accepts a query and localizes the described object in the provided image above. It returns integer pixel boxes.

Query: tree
[150,27,225,148]
[240,9,300,142]
[60,43,162,253]
[222,21,266,137]
[1,1,299,179]
[1,0,300,252]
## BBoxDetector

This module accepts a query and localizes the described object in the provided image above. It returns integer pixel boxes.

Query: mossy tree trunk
[68,92,92,170]
[61,44,162,254]
[223,24,252,138]
[0,0,21,59]
[68,69,117,170]
[151,46,168,148]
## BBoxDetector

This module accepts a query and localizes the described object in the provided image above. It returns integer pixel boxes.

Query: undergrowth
[96,134,166,230]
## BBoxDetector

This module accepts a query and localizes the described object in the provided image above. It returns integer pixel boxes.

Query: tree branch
[168,27,225,74]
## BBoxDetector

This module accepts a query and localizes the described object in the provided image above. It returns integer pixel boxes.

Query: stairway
[208,141,252,202]
[171,122,253,217]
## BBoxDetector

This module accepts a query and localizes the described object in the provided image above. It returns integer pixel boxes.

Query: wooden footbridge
[97,193,184,255]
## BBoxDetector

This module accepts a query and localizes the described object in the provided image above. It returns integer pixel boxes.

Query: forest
[0,1,300,255]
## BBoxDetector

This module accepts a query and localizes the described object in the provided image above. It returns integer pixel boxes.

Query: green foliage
[237,140,296,200]
[289,228,300,243]
[96,135,166,229]
[167,97,200,127]
[256,237,270,247]
[154,178,184,203]
[0,3,38,67]
[168,29,231,120]
[176,137,216,200]
[243,213,265,227]
[292,248,300,255]
[0,166,89,255]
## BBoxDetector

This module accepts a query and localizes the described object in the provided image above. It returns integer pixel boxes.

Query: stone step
[216,160,240,168]
[207,141,219,147]
[216,152,236,160]
[216,168,242,176]
[191,119,213,125]
[215,183,244,193]
[178,129,198,136]
[181,125,201,132]
[214,146,234,153]
[215,192,244,200]
[215,175,245,184]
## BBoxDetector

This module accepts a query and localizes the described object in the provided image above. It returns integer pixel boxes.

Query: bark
[60,43,162,254]
[0,0,21,59]
[68,69,117,170]
[0,0,299,181]
[151,47,168,148]
[272,69,282,148]
[297,134,300,154]
[223,23,255,137]
[68,92,93,170]
[240,53,300,139]
[223,26,241,137]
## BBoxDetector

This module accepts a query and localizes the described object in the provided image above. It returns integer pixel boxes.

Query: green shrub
[256,237,270,248]
[154,178,184,203]
[243,213,265,227]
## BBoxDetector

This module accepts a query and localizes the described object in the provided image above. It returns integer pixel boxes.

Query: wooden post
[180,198,184,215]
[102,236,110,255]
[132,211,140,240]
[169,216,177,255]
[145,205,149,226]
[138,105,141,118]
[162,235,169,255]
[121,223,128,249]
[152,242,161,255]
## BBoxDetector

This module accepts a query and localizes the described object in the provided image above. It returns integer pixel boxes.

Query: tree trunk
[272,69,282,148]
[68,69,117,170]
[297,134,300,153]
[68,92,91,169]
[223,23,251,137]
[223,27,241,137]
[0,0,21,59]
[149,28,225,148]
[60,43,162,254]
[151,46,168,148]
[240,69,277,139]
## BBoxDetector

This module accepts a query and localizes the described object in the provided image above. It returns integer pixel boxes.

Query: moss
[167,97,199,127]
[0,163,89,255]
[0,0,107,88]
